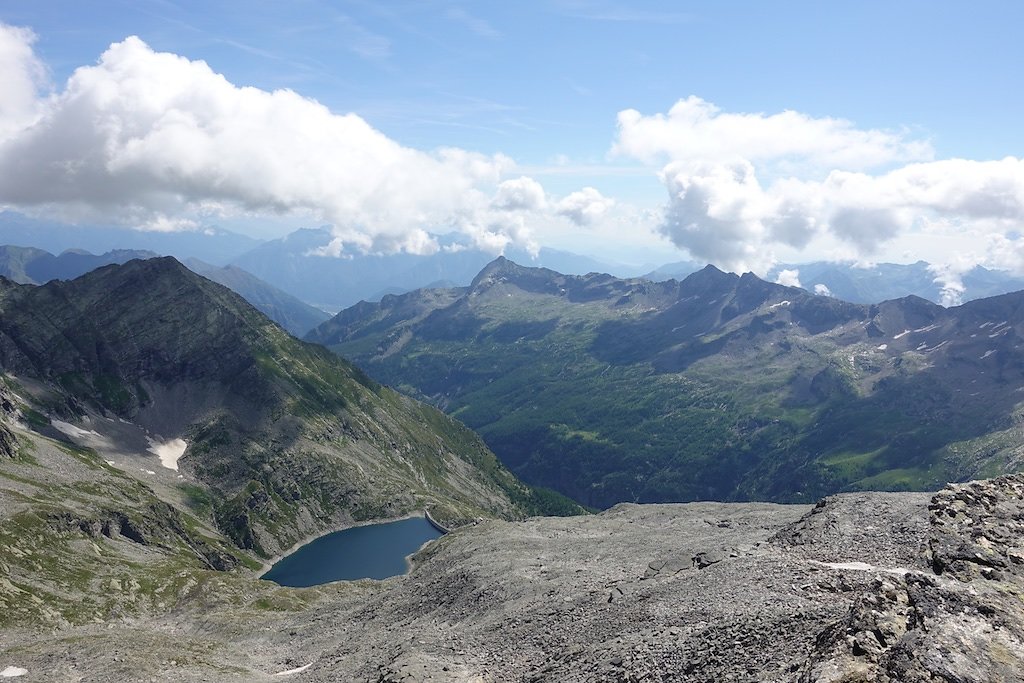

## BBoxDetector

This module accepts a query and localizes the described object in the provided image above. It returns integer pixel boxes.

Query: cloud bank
[0,24,46,141]
[616,96,1024,283]
[0,26,599,256]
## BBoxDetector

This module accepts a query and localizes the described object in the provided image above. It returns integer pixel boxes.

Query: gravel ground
[5,478,1024,682]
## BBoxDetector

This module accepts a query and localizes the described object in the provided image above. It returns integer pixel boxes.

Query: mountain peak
[679,263,739,293]
[470,256,536,288]
[85,254,191,281]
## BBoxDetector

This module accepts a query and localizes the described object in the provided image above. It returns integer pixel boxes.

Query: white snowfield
[147,437,188,471]
[0,667,28,678]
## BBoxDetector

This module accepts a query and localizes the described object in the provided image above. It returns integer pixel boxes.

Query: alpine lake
[262,516,444,587]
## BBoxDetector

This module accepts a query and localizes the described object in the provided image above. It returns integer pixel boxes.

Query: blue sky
[2,1,1024,278]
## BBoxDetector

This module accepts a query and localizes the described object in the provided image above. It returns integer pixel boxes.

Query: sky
[2,1,1024,289]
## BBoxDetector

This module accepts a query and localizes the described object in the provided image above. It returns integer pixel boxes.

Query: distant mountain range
[0,245,328,336]
[766,261,1024,305]
[0,211,261,265]
[647,258,1024,306]
[311,257,1024,508]
[231,226,625,311]
[181,258,329,336]
[7,210,1024,312]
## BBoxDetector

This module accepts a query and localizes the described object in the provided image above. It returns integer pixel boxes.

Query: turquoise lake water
[262,516,444,587]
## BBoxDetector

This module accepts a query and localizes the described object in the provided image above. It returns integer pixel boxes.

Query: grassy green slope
[0,258,576,561]
[317,259,1024,507]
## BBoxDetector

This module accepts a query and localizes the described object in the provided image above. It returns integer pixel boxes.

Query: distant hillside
[312,257,1024,508]
[181,259,329,336]
[641,259,703,282]
[231,226,624,310]
[0,244,159,284]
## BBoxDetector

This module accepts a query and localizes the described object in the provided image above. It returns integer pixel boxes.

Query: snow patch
[876,344,888,350]
[768,300,791,311]
[51,419,100,439]
[913,323,940,334]
[981,350,996,359]
[147,438,187,471]
[893,329,911,339]
[274,663,312,676]
[814,560,913,576]
[0,667,27,678]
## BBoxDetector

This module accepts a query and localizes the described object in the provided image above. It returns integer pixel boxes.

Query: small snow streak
[274,663,313,676]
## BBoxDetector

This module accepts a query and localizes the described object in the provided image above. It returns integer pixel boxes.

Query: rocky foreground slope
[4,473,1023,682]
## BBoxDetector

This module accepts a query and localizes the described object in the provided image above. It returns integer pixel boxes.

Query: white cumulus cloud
[0,24,47,141]
[614,96,932,171]
[774,269,802,288]
[555,187,614,226]
[492,176,547,211]
[659,159,773,273]
[0,28,601,256]
[616,97,1024,277]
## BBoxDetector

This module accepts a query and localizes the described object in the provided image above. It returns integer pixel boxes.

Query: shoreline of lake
[256,509,426,578]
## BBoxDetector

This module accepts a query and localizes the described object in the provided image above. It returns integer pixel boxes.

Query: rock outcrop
[799,476,1024,683]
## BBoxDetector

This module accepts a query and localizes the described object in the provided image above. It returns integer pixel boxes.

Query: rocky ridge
[0,244,329,336]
